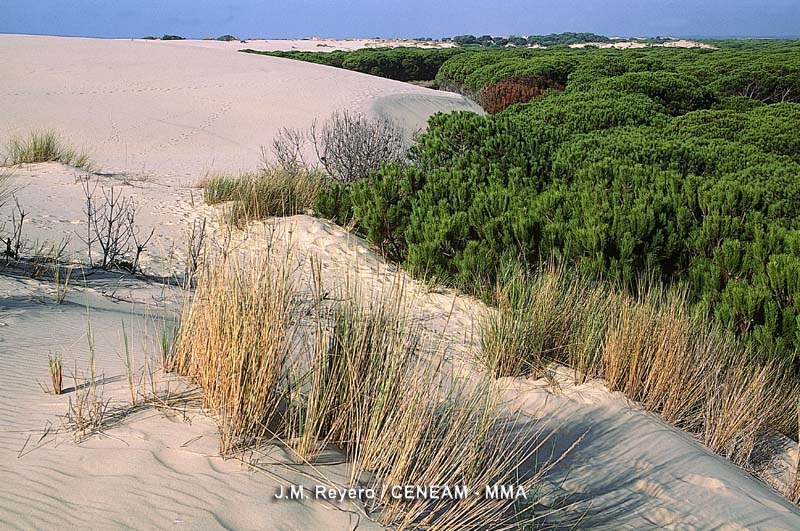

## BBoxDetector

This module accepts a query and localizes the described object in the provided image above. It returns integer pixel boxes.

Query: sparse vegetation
[3,130,94,172]
[1,198,26,262]
[51,259,72,304]
[199,168,325,225]
[0,168,11,209]
[48,351,63,395]
[789,403,800,503]
[172,251,567,528]
[480,264,797,467]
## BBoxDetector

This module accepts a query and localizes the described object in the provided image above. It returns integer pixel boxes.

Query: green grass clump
[200,168,325,225]
[4,130,94,171]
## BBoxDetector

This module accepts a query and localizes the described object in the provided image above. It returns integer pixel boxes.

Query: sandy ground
[0,34,480,183]
[163,37,456,53]
[569,39,715,49]
[1,34,800,530]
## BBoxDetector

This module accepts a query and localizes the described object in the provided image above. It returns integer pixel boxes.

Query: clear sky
[2,0,798,39]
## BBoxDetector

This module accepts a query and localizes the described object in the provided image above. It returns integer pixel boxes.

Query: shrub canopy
[311,41,800,367]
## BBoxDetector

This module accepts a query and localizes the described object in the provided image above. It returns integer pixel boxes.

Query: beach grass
[199,168,324,226]
[48,351,62,395]
[480,264,797,468]
[3,130,95,171]
[173,249,566,528]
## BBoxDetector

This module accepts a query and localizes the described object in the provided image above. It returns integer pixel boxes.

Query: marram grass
[4,130,95,171]
[173,251,566,529]
[480,262,798,469]
[199,168,324,226]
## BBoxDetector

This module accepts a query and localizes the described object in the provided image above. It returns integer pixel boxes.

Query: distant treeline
[448,32,613,47]
[240,47,469,82]
[142,34,185,41]
[142,34,240,42]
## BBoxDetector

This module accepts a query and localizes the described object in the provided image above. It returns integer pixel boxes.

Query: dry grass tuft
[199,168,324,226]
[0,168,12,209]
[788,402,800,504]
[174,251,566,528]
[4,130,95,171]
[48,351,62,395]
[172,250,295,454]
[480,262,584,379]
[481,264,798,471]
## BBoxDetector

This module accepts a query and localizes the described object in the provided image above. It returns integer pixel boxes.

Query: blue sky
[2,0,798,39]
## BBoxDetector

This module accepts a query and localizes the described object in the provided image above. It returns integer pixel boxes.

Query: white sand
[165,37,456,53]
[0,34,479,183]
[1,34,799,529]
[570,39,715,49]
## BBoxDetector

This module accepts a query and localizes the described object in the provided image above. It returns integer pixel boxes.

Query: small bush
[479,75,563,114]
[311,110,406,183]
[161,34,185,41]
[217,34,238,42]
[4,130,94,171]
[314,180,355,226]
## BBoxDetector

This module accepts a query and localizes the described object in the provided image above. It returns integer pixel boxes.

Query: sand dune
[0,35,479,182]
[1,34,800,530]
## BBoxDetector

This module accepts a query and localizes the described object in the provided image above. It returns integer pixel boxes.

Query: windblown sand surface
[0,34,479,182]
[1,34,800,529]
[168,37,456,53]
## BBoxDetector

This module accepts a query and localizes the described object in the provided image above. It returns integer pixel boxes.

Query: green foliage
[315,181,355,226]
[241,47,468,82]
[583,71,717,115]
[317,41,800,367]
[161,34,185,41]
[526,32,612,47]
[452,32,612,48]
[217,35,239,42]
[4,130,95,172]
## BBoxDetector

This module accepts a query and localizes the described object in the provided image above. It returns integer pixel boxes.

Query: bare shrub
[310,110,405,183]
[79,180,152,271]
[1,197,27,262]
[127,201,155,273]
[479,75,564,114]
[269,128,309,173]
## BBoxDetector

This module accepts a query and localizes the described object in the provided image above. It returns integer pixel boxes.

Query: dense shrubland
[311,41,800,368]
[241,47,467,82]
